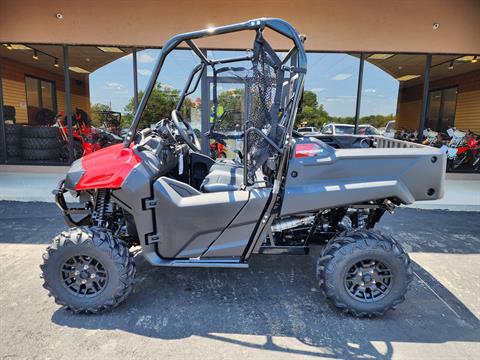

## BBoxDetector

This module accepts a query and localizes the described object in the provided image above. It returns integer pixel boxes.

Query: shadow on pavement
[0,201,66,244]
[51,254,480,359]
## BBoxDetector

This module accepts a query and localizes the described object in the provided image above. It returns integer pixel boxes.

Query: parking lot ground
[0,201,479,360]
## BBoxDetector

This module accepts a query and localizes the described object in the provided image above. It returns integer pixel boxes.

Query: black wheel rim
[60,255,108,297]
[344,259,393,303]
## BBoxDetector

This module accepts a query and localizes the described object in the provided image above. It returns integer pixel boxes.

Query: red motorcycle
[451,130,480,171]
[57,109,122,160]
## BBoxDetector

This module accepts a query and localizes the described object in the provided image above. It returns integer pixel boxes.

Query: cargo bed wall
[310,134,427,150]
[281,141,445,216]
[373,136,426,149]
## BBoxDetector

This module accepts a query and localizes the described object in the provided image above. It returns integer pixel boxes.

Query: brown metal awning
[365,53,480,87]
[1,44,133,80]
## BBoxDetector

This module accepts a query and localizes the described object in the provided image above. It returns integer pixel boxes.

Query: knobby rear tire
[316,229,412,317]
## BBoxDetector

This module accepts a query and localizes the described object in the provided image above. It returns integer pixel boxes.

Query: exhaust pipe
[271,216,315,232]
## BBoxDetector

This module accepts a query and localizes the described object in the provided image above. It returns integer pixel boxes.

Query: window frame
[24,74,58,113]
[426,85,458,131]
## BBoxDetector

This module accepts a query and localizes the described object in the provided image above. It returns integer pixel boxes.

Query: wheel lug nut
[83,265,89,270]
[90,273,96,279]
[81,279,87,284]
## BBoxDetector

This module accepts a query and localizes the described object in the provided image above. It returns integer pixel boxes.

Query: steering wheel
[171,110,201,152]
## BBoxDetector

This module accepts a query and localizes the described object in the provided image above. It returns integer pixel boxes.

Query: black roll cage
[124,18,307,150]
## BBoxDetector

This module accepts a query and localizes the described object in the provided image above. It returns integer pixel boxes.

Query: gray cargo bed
[281,136,446,216]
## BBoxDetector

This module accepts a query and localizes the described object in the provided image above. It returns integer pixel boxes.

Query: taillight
[295,143,323,158]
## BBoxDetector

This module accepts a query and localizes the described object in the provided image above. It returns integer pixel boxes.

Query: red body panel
[75,144,141,190]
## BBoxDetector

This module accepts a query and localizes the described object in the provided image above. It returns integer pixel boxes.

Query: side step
[169,260,249,268]
[258,246,309,255]
[143,253,249,268]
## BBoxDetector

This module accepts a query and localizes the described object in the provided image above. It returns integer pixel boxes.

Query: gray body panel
[202,188,271,258]
[108,147,269,265]
[281,137,446,216]
[111,150,162,261]
[152,177,250,258]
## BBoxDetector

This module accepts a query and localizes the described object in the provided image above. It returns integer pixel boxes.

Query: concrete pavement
[0,202,479,359]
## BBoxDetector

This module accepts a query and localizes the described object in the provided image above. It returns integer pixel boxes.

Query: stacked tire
[5,124,23,161]
[21,126,60,161]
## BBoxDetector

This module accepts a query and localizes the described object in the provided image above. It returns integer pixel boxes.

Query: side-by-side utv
[41,18,445,317]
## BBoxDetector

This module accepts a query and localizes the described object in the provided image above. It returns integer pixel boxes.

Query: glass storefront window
[441,87,458,130]
[138,48,202,131]
[426,87,458,132]
[364,54,427,139]
[359,54,400,135]
[300,53,360,132]
[1,43,478,174]
[25,76,40,108]
[1,43,66,163]
[135,48,161,95]
[25,76,57,122]
[40,79,55,111]
[63,45,135,159]
[70,45,133,133]
[428,54,480,134]
[428,54,480,172]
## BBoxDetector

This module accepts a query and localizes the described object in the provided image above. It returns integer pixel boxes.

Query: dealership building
[0,0,479,171]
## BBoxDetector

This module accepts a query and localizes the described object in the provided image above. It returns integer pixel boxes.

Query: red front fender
[75,144,141,190]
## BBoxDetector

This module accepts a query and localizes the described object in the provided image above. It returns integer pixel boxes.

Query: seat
[200,161,244,193]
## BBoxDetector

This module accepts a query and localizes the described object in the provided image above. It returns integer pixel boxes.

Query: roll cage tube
[123,18,307,147]
[175,63,204,111]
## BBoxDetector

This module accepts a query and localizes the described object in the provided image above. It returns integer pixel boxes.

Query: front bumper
[53,180,91,227]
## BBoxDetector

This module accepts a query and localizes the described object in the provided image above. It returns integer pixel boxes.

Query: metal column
[63,45,74,164]
[0,63,6,163]
[133,47,139,111]
[418,54,432,140]
[200,48,210,155]
[354,53,365,134]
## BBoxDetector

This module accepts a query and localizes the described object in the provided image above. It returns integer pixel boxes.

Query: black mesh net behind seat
[244,37,283,184]
[203,30,286,192]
